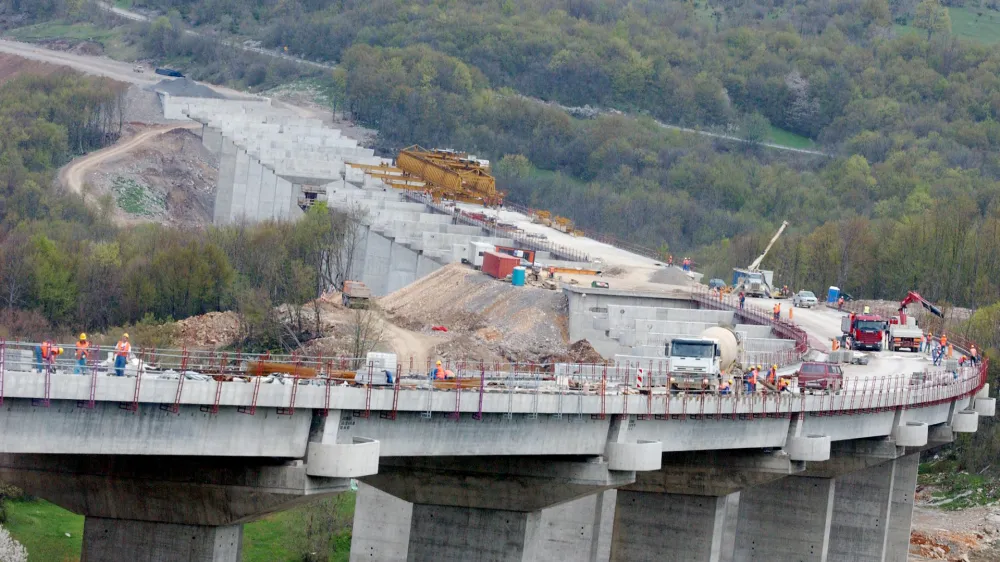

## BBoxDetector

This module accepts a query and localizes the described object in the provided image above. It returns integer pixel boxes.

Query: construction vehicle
[733,220,788,298]
[154,67,184,77]
[341,281,372,309]
[665,326,743,391]
[888,291,944,352]
[841,312,886,351]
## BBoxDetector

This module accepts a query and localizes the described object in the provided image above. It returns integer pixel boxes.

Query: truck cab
[841,314,885,351]
[666,338,721,388]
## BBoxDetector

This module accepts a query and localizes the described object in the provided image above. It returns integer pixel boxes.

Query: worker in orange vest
[768,364,777,386]
[34,339,63,373]
[777,377,790,392]
[940,333,948,349]
[114,333,131,377]
[74,333,91,375]
[773,302,781,320]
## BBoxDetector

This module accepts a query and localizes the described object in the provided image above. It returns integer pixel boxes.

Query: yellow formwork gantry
[396,145,503,206]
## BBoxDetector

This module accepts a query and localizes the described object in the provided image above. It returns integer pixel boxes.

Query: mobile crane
[888,291,944,352]
[733,220,788,297]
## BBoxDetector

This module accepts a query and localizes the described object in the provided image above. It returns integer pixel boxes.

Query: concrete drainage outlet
[605,440,662,471]
[785,435,831,462]
[894,422,928,447]
[953,410,979,433]
[975,397,996,417]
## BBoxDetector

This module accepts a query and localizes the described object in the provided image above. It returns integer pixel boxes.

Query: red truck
[841,313,886,351]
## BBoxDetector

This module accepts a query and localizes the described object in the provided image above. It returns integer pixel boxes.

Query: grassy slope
[5,498,354,561]
[7,21,138,60]
[896,7,1000,44]
[767,125,815,149]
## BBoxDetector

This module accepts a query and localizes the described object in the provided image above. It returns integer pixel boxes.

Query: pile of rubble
[175,311,240,348]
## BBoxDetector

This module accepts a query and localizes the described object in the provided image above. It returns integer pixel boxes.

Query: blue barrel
[827,286,840,303]
[512,266,526,286]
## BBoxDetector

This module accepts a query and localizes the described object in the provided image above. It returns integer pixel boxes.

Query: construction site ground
[910,493,1000,561]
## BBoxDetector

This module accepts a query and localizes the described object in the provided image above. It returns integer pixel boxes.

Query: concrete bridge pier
[354,456,637,562]
[0,454,352,562]
[609,450,804,562]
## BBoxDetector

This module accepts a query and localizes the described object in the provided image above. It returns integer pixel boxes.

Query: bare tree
[349,306,385,369]
[0,235,29,312]
[325,205,368,291]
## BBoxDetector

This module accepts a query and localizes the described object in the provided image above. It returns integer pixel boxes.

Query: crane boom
[898,291,943,324]
[747,221,789,271]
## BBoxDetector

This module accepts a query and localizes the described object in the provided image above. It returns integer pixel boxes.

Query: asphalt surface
[749,296,935,386]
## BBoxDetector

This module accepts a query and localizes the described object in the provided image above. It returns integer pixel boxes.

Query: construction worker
[738,291,746,310]
[863,305,871,314]
[777,377,790,392]
[832,338,840,351]
[548,266,556,279]
[927,331,934,357]
[719,379,732,395]
[114,333,131,377]
[768,364,777,386]
[34,338,62,373]
[837,296,844,311]
[430,360,445,380]
[940,333,948,349]
[74,333,90,375]
[970,344,979,366]
[772,302,781,321]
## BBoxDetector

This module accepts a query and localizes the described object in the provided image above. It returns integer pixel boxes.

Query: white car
[793,290,818,308]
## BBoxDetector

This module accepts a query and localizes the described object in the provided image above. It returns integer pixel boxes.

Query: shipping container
[482,251,520,280]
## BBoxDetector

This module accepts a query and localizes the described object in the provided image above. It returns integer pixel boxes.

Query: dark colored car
[154,67,184,78]
[795,362,844,391]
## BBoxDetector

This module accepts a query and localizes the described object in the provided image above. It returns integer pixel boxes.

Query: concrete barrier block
[952,410,979,433]
[893,422,928,447]
[306,437,380,477]
[974,397,996,417]
[605,440,662,471]
[977,383,990,399]
[785,434,831,462]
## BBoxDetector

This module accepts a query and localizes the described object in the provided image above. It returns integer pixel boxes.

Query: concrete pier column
[408,504,544,562]
[350,483,412,562]
[734,477,835,561]
[827,460,895,561]
[610,492,731,562]
[82,518,242,562]
[886,453,920,561]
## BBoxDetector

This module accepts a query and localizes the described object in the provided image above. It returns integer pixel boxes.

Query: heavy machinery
[665,326,743,391]
[888,291,944,352]
[341,281,372,309]
[395,146,504,206]
[841,312,886,351]
[733,220,788,297]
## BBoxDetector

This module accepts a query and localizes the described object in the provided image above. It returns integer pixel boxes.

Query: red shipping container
[482,251,520,279]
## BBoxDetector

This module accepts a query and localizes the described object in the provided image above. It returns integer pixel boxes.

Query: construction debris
[175,311,240,347]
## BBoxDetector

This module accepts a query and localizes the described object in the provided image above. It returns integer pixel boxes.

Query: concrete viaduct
[0,294,993,561]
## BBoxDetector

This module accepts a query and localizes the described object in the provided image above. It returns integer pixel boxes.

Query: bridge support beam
[0,454,351,561]
[827,459,895,561]
[356,456,633,562]
[607,450,803,561]
[734,476,835,561]
[886,453,920,561]
[610,492,732,562]
[82,518,242,562]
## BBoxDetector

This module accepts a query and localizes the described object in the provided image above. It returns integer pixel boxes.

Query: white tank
[700,326,740,373]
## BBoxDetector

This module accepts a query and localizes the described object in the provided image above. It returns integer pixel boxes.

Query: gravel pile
[152,77,224,99]
[379,263,570,362]
[649,265,696,286]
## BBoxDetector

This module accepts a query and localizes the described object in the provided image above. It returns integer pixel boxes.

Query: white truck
[665,327,743,390]
[888,317,922,352]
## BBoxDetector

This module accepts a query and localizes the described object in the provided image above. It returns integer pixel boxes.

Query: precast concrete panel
[0,400,310,456]
[243,157,264,220]
[256,167,278,221]
[231,149,250,221]
[337,412,609,457]
[387,242,419,294]
[273,176,293,220]
[214,138,238,224]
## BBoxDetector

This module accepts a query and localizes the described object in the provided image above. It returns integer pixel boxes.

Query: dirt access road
[59,123,200,195]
